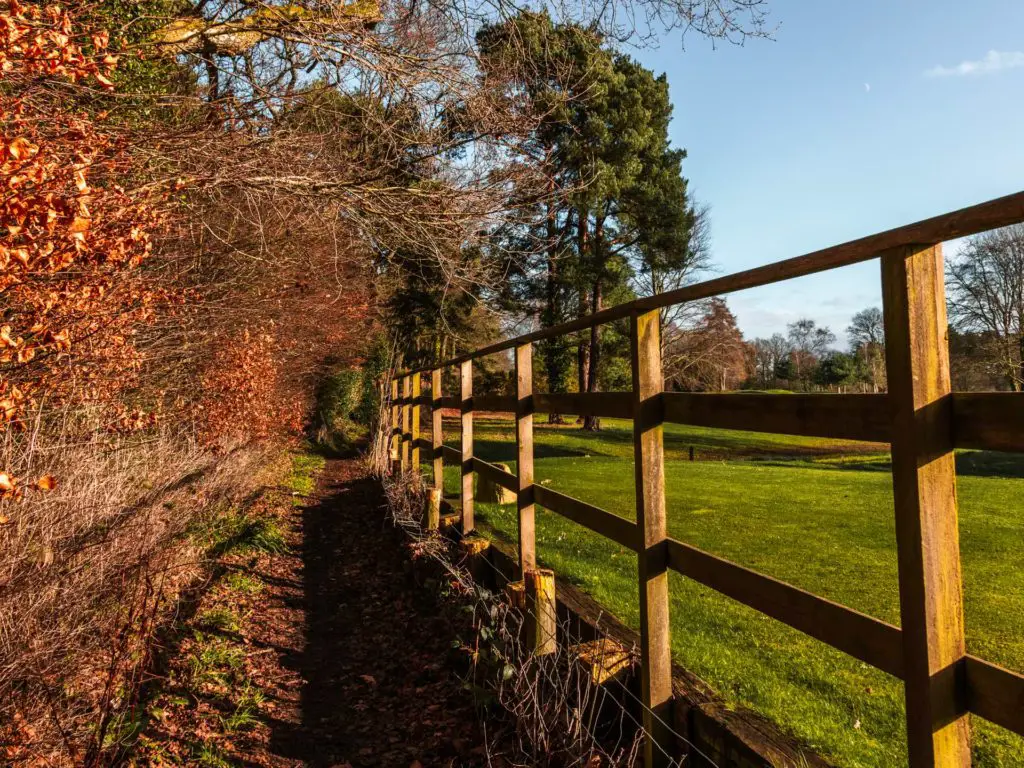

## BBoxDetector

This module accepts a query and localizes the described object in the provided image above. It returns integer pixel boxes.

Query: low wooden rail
[388,191,1024,768]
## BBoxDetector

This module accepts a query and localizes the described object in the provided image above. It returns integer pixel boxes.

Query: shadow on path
[268,459,491,768]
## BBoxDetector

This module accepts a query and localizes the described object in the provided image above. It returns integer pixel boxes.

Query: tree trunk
[1018,333,1024,392]
[576,205,589,417]
[203,55,220,126]
[582,282,602,431]
[544,193,566,424]
[583,215,603,431]
[576,297,589,400]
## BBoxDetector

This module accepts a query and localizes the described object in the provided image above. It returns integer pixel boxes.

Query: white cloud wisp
[926,50,1024,77]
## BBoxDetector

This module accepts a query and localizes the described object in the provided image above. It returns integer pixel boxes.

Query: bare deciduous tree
[947,224,1024,391]
[749,333,790,389]
[847,306,885,392]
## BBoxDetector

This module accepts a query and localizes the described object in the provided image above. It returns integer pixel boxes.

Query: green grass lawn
[423,415,1024,767]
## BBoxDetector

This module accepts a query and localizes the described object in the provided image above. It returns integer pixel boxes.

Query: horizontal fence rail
[388,190,1024,768]
[472,456,517,491]
[408,389,1024,452]
[665,538,905,678]
[533,485,641,552]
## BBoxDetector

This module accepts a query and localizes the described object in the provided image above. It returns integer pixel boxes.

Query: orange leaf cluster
[0,1,116,87]
[197,329,303,447]
[0,2,163,495]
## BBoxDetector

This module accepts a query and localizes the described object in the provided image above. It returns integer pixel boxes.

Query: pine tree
[479,14,702,428]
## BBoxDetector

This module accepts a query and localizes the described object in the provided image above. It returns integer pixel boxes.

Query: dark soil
[265,458,495,768]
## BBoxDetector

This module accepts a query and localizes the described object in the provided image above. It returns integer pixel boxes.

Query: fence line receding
[388,190,1024,768]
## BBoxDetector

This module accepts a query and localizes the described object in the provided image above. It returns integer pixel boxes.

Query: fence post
[882,243,970,768]
[425,488,441,531]
[525,568,557,655]
[630,309,673,768]
[389,378,400,472]
[431,368,443,491]
[411,372,421,474]
[460,359,474,534]
[515,343,536,576]
[400,375,411,472]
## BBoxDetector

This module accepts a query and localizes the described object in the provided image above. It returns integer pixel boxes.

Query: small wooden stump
[503,579,528,647]
[439,511,460,530]
[504,580,526,611]
[572,638,634,685]
[460,536,490,557]
[478,463,516,504]
[459,536,491,585]
[525,568,557,656]
[424,488,441,531]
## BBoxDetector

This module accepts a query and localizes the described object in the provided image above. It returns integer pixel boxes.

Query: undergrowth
[121,451,324,766]
[382,470,643,767]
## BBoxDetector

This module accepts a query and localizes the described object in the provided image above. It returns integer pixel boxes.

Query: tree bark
[582,275,602,431]
[583,214,604,431]
[544,192,566,424]
[576,205,590,410]
[1018,332,1024,392]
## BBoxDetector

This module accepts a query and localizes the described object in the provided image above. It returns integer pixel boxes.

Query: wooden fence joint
[460,359,475,534]
[515,342,536,576]
[431,368,443,491]
[882,242,971,767]
[631,308,674,768]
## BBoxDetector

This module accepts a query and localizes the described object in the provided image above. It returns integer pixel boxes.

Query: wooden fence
[389,191,1024,768]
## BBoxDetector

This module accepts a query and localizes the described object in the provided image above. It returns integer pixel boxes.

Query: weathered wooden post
[505,579,526,611]
[389,378,400,474]
[400,375,411,472]
[425,488,441,531]
[515,342,536,577]
[882,243,971,768]
[411,372,421,474]
[431,368,443,492]
[460,359,474,534]
[525,568,557,656]
[460,535,492,585]
[631,309,673,768]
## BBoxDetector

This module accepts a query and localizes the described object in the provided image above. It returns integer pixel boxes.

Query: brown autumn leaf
[7,137,38,161]
[32,475,56,491]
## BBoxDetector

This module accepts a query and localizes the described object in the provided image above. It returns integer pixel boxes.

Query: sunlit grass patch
[221,683,265,733]
[197,607,240,633]
[435,416,1024,767]
[223,571,264,595]
[187,633,247,690]
[288,452,326,500]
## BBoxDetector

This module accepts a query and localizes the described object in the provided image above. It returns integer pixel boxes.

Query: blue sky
[632,0,1024,346]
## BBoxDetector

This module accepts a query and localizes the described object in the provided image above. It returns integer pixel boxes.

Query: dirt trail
[232,457,491,768]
